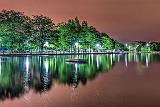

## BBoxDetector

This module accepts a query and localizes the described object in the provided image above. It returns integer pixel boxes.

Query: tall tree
[31,15,55,52]
[0,10,31,52]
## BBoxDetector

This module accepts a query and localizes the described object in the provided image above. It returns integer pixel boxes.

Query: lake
[0,53,160,107]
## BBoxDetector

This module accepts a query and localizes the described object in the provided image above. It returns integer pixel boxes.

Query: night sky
[0,0,160,42]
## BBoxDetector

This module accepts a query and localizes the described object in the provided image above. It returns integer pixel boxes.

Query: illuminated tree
[31,15,55,52]
[0,10,31,52]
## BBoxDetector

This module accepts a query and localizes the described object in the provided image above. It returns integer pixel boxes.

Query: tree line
[0,10,127,53]
[127,41,160,52]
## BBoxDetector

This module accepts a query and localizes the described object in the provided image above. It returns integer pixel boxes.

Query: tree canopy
[0,10,126,53]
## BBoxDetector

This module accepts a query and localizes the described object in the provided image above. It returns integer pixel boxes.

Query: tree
[150,42,160,51]
[101,33,114,50]
[114,40,128,51]
[80,23,100,51]
[31,15,55,53]
[0,10,128,53]
[0,10,31,52]
[55,22,73,51]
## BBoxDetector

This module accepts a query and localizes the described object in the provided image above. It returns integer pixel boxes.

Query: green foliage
[56,17,123,51]
[149,42,160,51]
[0,10,126,53]
[30,15,55,52]
[0,10,32,52]
[101,33,114,50]
[136,45,142,52]
[114,40,128,51]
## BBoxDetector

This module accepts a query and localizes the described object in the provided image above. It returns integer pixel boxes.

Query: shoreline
[0,51,159,56]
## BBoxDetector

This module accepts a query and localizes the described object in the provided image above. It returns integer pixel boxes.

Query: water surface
[0,53,160,107]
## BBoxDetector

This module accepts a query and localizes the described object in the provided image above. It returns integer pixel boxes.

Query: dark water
[0,53,160,107]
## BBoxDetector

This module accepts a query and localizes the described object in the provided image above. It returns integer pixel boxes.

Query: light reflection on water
[0,53,159,102]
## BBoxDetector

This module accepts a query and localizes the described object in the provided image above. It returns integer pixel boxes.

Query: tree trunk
[11,40,13,54]
[41,44,44,53]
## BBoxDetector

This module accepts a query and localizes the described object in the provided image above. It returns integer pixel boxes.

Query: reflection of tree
[0,57,24,101]
[32,57,52,93]
[0,55,115,101]
[123,53,160,66]
[1,53,158,101]
[50,55,115,88]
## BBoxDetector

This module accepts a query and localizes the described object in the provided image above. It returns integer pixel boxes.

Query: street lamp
[96,43,101,48]
[75,42,79,47]
[74,42,79,53]
[44,41,49,47]
[125,43,128,47]
[146,43,149,46]
[96,43,101,52]
[44,41,49,52]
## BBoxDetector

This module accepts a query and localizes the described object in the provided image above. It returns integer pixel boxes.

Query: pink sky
[0,0,160,42]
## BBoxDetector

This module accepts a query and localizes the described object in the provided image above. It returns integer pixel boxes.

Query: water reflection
[0,53,159,101]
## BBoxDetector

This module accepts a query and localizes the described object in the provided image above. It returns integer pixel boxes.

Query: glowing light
[110,54,113,65]
[45,59,49,73]
[146,55,149,67]
[75,63,78,72]
[146,43,149,46]
[96,43,101,48]
[96,55,99,68]
[44,41,49,47]
[136,54,138,62]
[24,57,30,92]
[125,54,128,67]
[134,53,136,62]
[75,42,79,47]
[113,54,115,60]
[25,57,29,72]
[118,54,120,62]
